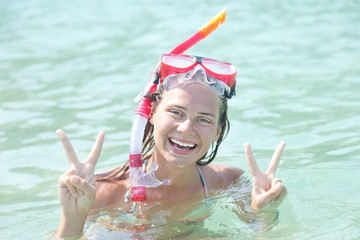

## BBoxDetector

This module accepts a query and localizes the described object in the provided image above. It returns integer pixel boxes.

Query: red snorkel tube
[129,9,227,202]
[168,8,226,55]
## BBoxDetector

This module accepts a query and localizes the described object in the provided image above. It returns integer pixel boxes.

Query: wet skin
[55,83,287,238]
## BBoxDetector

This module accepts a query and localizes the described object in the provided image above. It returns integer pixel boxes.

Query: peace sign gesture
[244,142,287,210]
[56,129,105,213]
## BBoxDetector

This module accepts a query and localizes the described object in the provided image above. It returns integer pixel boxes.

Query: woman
[55,54,287,239]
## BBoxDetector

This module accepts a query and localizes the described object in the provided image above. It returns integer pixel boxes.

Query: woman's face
[150,83,222,168]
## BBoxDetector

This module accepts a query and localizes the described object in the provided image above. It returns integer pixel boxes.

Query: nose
[189,64,208,82]
[177,119,195,136]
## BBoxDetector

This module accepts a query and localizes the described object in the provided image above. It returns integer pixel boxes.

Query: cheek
[210,125,222,143]
[152,125,166,150]
[214,126,222,141]
[152,115,172,139]
[199,126,219,144]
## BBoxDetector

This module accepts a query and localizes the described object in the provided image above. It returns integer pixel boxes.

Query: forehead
[160,83,221,114]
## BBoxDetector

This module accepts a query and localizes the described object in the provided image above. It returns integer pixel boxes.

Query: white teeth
[170,138,195,148]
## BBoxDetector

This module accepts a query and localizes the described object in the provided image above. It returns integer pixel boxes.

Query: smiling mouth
[169,138,197,152]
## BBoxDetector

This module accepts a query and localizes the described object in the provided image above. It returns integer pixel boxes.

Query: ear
[148,105,158,125]
[149,115,154,125]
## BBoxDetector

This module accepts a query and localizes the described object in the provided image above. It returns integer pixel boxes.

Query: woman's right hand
[57,129,105,213]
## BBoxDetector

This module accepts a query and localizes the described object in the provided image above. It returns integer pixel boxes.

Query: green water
[1,0,360,239]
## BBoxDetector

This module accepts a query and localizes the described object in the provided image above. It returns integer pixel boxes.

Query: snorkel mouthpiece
[129,9,227,203]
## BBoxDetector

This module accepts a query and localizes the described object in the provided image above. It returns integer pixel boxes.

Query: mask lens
[160,54,197,80]
[162,54,195,68]
[202,58,237,75]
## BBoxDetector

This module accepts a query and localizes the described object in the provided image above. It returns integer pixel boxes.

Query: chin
[162,153,197,169]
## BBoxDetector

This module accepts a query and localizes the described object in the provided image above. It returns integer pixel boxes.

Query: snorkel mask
[129,9,234,203]
[160,54,237,99]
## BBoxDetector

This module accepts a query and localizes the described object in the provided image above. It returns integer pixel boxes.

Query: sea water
[1,0,360,239]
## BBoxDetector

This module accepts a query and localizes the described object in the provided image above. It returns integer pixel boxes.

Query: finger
[275,185,287,201]
[56,129,80,168]
[70,175,96,200]
[244,142,261,177]
[267,141,286,176]
[251,178,284,210]
[86,131,105,166]
[58,170,78,197]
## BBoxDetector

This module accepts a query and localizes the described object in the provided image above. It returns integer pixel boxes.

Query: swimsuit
[197,165,208,198]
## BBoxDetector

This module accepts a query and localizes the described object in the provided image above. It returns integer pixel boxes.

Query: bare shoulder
[92,179,129,210]
[209,163,244,180]
[202,164,244,190]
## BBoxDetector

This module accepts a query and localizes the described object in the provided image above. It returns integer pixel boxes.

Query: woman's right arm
[56,130,105,239]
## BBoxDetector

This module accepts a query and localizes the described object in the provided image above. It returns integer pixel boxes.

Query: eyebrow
[172,105,216,118]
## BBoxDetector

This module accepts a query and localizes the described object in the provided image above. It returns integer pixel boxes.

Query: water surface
[1,0,360,239]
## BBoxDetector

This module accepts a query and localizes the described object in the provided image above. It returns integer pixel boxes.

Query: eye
[198,117,212,124]
[169,110,183,117]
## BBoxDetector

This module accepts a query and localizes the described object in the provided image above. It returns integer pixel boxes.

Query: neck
[147,151,202,193]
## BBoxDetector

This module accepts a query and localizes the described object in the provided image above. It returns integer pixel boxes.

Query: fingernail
[73,177,79,184]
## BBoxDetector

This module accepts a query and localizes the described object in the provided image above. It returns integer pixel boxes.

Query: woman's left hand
[244,142,287,210]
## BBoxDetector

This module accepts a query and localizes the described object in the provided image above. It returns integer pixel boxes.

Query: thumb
[266,178,283,200]
[70,176,96,199]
